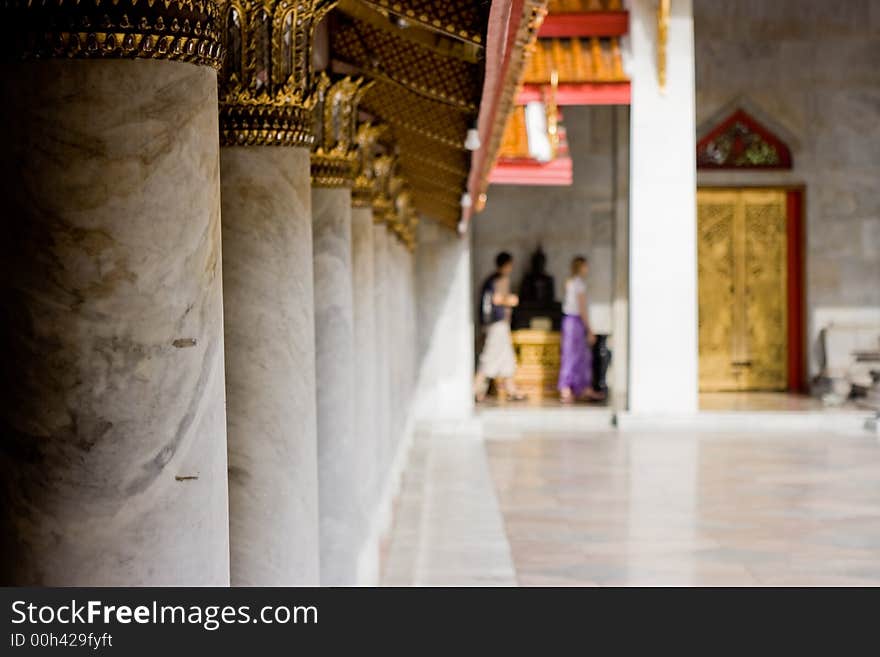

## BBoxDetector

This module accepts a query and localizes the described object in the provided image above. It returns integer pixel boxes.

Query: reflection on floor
[382,428,880,586]
[477,396,610,408]
[381,433,516,586]
[700,392,865,412]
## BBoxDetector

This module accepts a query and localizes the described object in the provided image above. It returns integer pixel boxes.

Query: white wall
[693,0,880,377]
[414,219,475,421]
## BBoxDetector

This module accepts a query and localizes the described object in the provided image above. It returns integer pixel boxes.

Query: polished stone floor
[382,428,880,586]
[699,391,867,412]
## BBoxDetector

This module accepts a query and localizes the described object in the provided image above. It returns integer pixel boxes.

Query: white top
[563,276,587,316]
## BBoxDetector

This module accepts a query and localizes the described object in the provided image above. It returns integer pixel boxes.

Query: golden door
[697,189,788,391]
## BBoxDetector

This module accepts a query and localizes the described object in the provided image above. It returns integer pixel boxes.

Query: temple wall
[694,0,880,375]
[471,106,623,337]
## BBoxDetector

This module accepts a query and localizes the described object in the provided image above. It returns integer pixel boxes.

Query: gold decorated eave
[331,12,481,111]
[410,190,461,228]
[398,162,468,193]
[328,1,494,228]
[405,171,467,200]
[0,0,224,67]
[360,0,490,46]
[360,81,472,147]
[336,0,482,63]
[399,150,469,180]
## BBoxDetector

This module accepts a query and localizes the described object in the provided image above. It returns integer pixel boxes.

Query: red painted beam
[786,190,806,393]
[518,82,631,105]
[538,11,629,38]
[488,157,574,186]
[465,0,531,225]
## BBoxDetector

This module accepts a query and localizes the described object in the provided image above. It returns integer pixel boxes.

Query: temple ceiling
[330,0,493,228]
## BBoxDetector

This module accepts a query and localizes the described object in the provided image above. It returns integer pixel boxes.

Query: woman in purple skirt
[558,256,604,403]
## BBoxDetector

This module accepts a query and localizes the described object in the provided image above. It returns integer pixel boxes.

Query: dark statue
[512,247,563,330]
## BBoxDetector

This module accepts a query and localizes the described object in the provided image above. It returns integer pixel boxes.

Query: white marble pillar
[414,220,475,421]
[628,0,699,413]
[221,147,319,586]
[312,186,361,585]
[611,105,631,412]
[388,239,405,447]
[372,224,394,485]
[351,205,378,577]
[404,246,418,411]
[393,239,416,444]
[0,60,229,585]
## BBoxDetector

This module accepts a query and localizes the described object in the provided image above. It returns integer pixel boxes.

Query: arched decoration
[251,8,272,91]
[225,6,245,82]
[697,108,793,170]
[310,73,374,187]
[277,8,296,84]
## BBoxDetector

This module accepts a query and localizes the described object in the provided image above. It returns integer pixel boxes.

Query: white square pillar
[627,0,699,413]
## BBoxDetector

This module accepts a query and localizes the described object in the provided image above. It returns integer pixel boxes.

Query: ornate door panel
[697,191,738,390]
[697,189,788,391]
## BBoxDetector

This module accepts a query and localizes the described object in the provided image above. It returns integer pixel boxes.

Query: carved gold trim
[218,0,338,147]
[657,0,669,91]
[352,123,388,207]
[1,0,223,68]
[370,155,397,223]
[310,73,373,187]
[388,182,418,248]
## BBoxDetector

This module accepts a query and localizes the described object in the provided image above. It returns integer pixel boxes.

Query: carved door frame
[697,185,806,392]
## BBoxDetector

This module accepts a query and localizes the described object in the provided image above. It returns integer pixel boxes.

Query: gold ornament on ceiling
[217,0,338,147]
[0,0,224,67]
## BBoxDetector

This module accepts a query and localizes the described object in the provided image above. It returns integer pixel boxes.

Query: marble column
[351,206,379,518]
[221,147,319,586]
[0,60,229,585]
[312,186,361,585]
[372,224,394,485]
[611,105,631,412]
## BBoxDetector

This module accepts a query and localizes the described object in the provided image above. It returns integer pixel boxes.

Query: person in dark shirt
[474,252,527,402]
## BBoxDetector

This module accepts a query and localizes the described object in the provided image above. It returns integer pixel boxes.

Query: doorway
[697,187,804,393]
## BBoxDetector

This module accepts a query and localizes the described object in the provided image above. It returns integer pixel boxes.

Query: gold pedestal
[512,329,561,399]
